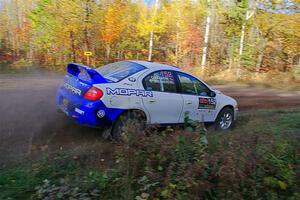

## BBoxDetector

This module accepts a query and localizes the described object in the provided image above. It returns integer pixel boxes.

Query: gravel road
[1,70,300,167]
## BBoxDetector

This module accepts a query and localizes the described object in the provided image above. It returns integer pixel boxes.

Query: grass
[0,108,299,200]
[0,155,78,199]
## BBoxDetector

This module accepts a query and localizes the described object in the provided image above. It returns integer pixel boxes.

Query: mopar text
[107,88,153,97]
[64,83,82,95]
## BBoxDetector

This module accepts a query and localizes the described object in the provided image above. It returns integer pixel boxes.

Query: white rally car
[57,60,238,140]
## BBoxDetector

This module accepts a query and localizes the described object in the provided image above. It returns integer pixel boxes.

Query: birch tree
[148,0,159,61]
[200,0,212,70]
[238,0,256,58]
[237,0,257,76]
[201,12,211,69]
[175,0,181,65]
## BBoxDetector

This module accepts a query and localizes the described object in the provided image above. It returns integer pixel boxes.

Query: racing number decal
[198,97,216,109]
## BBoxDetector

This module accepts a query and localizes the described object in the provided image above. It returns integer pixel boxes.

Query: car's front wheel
[215,107,234,130]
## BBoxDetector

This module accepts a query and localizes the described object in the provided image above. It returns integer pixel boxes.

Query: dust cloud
[0,68,103,168]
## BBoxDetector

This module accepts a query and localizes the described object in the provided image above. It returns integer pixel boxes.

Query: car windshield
[96,61,146,82]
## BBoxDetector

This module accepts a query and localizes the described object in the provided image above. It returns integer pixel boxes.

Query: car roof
[128,60,185,72]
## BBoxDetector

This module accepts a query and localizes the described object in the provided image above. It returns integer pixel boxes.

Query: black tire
[215,107,234,130]
[111,111,146,142]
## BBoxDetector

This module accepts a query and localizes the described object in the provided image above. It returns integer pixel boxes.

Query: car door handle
[186,101,192,105]
[149,100,156,103]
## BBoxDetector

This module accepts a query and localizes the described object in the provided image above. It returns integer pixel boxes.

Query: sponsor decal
[84,51,93,56]
[64,83,82,95]
[106,88,153,97]
[128,77,136,82]
[198,97,216,109]
[149,71,175,84]
[97,110,105,118]
[75,108,84,115]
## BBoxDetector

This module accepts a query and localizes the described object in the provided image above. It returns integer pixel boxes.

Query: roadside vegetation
[1,108,299,200]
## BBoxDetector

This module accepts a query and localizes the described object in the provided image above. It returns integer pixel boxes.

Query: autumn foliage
[0,0,299,78]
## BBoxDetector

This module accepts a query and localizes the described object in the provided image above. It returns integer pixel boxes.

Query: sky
[258,0,300,14]
[143,0,300,14]
[144,0,152,5]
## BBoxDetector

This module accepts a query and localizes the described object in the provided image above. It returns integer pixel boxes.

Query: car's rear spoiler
[67,63,107,84]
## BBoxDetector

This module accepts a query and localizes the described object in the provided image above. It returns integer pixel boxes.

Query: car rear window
[96,61,146,82]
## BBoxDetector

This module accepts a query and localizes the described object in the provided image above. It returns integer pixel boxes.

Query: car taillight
[84,87,103,101]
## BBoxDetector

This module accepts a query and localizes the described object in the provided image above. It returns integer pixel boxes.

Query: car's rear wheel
[215,107,234,130]
[111,111,146,142]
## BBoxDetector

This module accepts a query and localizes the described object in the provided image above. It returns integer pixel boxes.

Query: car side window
[143,71,177,93]
[177,72,210,96]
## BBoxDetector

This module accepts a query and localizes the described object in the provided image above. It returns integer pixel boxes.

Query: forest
[1,1,300,199]
[0,0,299,83]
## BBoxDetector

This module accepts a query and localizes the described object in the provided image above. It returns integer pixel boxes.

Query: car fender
[214,94,238,121]
[94,82,151,124]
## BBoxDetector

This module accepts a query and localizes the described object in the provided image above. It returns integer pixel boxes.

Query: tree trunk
[255,39,267,72]
[148,31,153,61]
[14,0,20,57]
[175,3,181,65]
[201,15,211,70]
[175,20,180,65]
[27,41,33,61]
[70,31,76,62]
[117,50,121,60]
[84,0,91,51]
[106,44,110,61]
[255,51,264,72]
[237,0,257,77]
[148,0,159,62]
[228,37,235,70]
[239,22,246,57]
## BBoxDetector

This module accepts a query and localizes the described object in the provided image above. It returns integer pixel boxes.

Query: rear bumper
[56,86,124,127]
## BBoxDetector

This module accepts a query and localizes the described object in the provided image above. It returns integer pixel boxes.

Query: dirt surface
[1,70,300,168]
[216,85,300,110]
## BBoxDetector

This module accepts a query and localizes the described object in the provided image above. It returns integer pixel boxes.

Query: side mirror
[210,91,216,97]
